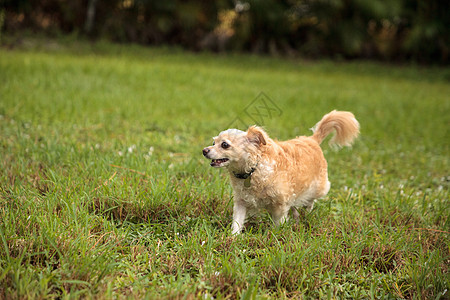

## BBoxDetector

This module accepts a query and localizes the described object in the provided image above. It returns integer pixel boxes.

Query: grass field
[0,38,449,299]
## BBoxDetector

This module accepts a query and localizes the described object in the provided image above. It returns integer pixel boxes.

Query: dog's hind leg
[305,201,315,212]
[290,207,300,224]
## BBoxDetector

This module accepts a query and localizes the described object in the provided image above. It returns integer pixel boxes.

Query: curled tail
[311,110,360,147]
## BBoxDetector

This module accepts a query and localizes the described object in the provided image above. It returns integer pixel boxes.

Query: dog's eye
[221,142,230,149]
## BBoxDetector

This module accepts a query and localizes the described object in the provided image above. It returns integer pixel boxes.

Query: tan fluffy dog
[202,110,359,234]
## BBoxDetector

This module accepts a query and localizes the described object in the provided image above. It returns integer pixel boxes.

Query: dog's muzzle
[203,147,229,167]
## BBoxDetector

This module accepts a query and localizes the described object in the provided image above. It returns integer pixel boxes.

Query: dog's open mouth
[210,158,229,167]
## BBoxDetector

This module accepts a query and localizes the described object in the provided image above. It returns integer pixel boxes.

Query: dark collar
[233,167,256,179]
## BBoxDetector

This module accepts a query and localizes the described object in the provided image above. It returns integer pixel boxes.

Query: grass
[0,37,449,299]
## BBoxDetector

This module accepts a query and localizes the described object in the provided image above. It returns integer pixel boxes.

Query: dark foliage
[1,0,448,63]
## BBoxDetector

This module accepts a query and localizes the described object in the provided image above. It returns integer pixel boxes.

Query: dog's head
[202,126,268,170]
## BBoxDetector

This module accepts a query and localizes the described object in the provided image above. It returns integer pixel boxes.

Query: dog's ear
[247,126,267,146]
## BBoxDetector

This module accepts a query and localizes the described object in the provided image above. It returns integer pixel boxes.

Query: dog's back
[258,136,329,209]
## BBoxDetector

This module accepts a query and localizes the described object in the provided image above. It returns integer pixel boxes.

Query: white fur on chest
[230,160,277,208]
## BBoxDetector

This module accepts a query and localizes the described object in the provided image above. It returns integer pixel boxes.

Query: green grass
[0,38,449,299]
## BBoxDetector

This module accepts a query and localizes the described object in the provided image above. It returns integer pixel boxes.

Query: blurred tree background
[1,0,449,63]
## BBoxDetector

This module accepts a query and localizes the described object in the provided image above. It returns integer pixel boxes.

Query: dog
[202,110,359,234]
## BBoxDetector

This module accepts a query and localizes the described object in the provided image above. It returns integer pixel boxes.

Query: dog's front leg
[270,205,290,227]
[231,201,247,235]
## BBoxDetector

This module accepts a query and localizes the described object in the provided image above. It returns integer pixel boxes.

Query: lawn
[0,38,449,299]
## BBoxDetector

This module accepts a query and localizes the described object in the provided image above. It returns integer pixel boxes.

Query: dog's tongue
[210,158,228,167]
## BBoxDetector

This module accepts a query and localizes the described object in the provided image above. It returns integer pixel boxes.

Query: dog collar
[233,166,257,187]
[233,168,256,179]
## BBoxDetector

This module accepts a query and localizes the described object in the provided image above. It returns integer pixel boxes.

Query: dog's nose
[202,148,210,157]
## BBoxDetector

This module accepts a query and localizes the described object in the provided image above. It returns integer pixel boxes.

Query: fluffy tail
[311,110,360,147]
